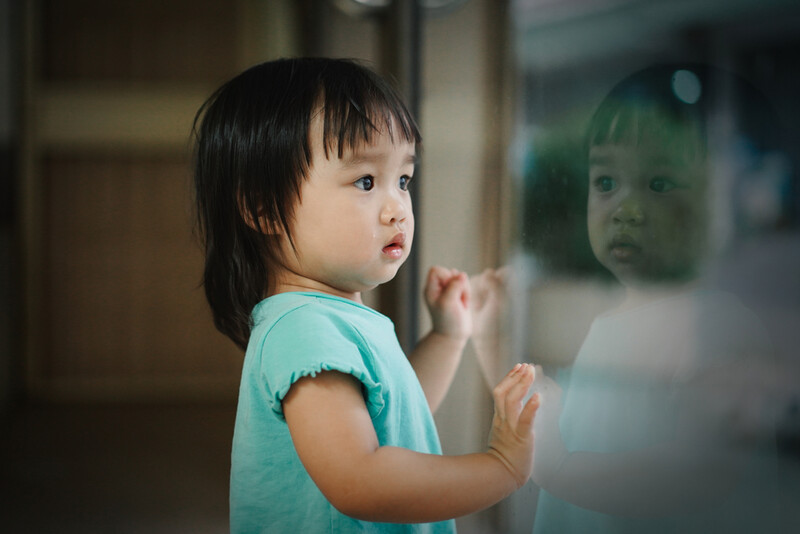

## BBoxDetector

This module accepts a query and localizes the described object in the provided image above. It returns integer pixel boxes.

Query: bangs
[587,99,707,162]
[315,65,421,158]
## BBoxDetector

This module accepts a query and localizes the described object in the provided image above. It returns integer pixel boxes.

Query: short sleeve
[257,304,386,421]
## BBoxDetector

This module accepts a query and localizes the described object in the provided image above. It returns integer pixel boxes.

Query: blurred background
[0,0,798,533]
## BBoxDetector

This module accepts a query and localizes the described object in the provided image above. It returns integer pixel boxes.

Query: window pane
[509,0,800,529]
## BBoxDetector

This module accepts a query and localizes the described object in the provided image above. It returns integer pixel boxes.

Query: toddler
[192,57,540,533]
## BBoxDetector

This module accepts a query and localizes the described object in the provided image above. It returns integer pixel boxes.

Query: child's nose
[612,197,645,225]
[380,193,408,225]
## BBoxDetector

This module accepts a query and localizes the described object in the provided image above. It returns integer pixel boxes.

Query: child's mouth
[382,233,406,259]
[382,244,403,259]
[611,243,641,261]
[610,235,641,261]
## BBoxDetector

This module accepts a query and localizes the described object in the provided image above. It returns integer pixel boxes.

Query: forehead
[589,143,705,169]
[308,110,416,163]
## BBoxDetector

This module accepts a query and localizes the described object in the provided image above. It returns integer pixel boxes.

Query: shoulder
[253,292,385,329]
[249,295,350,348]
[247,292,392,366]
[243,294,391,420]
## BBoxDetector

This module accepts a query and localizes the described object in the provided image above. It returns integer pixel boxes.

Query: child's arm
[470,267,513,388]
[283,363,539,523]
[407,266,472,412]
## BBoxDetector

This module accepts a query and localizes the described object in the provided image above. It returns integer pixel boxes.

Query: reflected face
[587,143,709,287]
[274,114,416,300]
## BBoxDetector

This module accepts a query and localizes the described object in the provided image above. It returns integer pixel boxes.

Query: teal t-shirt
[230,292,456,534]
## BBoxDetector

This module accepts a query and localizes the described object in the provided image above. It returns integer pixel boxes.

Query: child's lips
[610,235,641,261]
[382,232,406,259]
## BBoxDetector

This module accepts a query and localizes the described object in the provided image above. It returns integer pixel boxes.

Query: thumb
[518,393,540,433]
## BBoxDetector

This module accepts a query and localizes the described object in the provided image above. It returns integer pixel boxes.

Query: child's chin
[362,271,401,290]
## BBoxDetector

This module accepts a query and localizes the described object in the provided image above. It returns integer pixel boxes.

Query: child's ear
[239,201,282,235]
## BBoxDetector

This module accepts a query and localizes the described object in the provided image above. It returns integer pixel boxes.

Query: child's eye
[399,175,412,191]
[593,175,617,193]
[650,177,678,193]
[354,176,374,191]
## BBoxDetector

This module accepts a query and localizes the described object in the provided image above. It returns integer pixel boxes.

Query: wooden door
[21,0,300,402]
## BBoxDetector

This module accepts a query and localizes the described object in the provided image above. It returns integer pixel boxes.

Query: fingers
[479,267,510,292]
[424,266,445,303]
[493,363,535,421]
[425,266,469,308]
[473,268,502,293]
[488,363,538,488]
[504,364,535,423]
[444,272,470,308]
[494,265,512,285]
[493,363,523,420]
[470,267,510,317]
[518,393,541,433]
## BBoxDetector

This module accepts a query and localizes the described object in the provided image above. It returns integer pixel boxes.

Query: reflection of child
[474,64,784,532]
[529,64,782,533]
[192,58,540,533]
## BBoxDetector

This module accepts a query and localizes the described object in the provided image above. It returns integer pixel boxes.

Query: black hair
[586,63,779,160]
[587,64,716,164]
[192,57,421,350]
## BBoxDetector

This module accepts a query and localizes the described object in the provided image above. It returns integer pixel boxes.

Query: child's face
[587,143,709,287]
[275,115,416,300]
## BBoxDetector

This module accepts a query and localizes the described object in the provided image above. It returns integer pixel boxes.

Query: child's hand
[424,266,472,342]
[487,363,540,488]
[470,267,510,336]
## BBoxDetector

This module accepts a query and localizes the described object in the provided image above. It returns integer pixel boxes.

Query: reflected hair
[192,57,421,350]
[586,63,780,163]
[586,64,713,163]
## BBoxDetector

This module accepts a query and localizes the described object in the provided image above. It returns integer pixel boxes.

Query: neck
[619,279,700,311]
[272,278,364,304]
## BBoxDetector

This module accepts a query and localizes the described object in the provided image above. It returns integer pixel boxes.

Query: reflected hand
[470,267,512,385]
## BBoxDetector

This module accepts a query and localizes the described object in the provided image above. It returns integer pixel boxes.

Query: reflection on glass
[492,1,800,532]
[531,63,787,533]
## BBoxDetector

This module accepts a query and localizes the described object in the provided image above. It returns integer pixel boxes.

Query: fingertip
[441,274,466,300]
[522,363,535,379]
[428,265,447,283]
[520,393,540,425]
[527,392,541,410]
[507,363,526,381]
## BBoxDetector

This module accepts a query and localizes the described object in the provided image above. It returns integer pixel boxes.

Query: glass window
[507,0,800,529]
